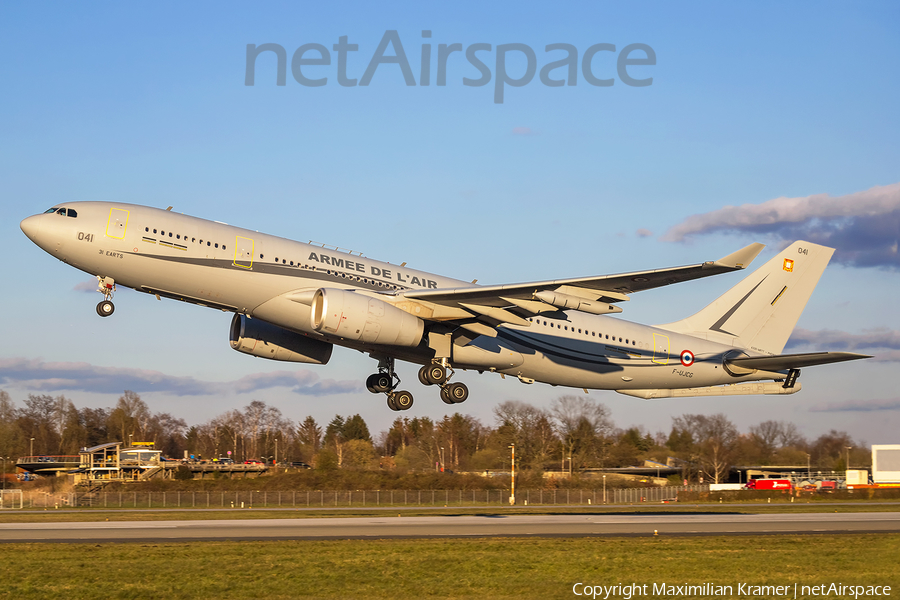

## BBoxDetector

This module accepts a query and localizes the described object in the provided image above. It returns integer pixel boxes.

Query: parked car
[290,461,312,469]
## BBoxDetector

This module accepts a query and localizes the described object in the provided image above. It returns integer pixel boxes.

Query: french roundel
[680,350,695,367]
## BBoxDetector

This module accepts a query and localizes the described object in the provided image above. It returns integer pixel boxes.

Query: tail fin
[658,241,834,354]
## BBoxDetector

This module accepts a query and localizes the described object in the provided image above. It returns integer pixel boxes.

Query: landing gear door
[234,236,254,269]
[106,208,129,240]
[652,333,670,365]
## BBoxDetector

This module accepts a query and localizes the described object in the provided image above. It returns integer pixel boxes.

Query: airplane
[20,202,870,411]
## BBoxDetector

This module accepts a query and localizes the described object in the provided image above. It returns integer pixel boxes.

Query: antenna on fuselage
[166,206,173,211]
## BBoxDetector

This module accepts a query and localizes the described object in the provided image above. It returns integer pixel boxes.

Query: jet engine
[310,288,424,347]
[230,314,333,364]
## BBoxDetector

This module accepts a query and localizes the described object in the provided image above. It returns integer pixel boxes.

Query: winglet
[709,242,765,269]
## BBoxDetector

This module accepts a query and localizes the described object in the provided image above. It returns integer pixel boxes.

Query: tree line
[0,389,871,483]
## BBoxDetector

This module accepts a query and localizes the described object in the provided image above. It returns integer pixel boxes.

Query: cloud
[661,183,900,269]
[785,327,900,361]
[810,398,900,412]
[73,280,97,293]
[636,228,653,238]
[0,358,360,397]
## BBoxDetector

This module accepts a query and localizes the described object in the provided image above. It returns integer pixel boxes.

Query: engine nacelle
[311,288,424,347]
[230,314,333,364]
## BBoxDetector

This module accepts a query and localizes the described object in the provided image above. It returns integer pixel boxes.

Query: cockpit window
[49,207,77,217]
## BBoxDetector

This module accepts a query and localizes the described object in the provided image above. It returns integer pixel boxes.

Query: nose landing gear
[95,276,116,317]
[366,356,414,412]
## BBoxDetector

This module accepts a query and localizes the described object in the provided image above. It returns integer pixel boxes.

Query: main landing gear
[418,361,469,405]
[366,357,414,412]
[95,276,116,317]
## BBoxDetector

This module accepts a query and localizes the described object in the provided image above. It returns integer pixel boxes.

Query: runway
[1,512,899,542]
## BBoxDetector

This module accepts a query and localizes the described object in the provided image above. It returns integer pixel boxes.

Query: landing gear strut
[95,276,116,317]
[419,361,468,405]
[366,356,414,412]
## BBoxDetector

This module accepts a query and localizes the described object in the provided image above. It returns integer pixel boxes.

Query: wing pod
[534,290,622,315]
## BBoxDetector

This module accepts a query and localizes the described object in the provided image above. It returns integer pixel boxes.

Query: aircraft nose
[20,215,43,242]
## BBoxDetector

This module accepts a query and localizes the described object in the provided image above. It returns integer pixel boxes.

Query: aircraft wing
[393,243,765,334]
[725,352,872,371]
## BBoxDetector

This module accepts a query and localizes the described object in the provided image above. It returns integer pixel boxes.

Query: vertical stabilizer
[657,241,834,355]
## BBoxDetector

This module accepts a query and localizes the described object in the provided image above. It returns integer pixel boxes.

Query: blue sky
[2,2,899,445]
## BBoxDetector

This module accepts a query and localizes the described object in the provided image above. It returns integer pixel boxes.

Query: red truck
[745,478,792,490]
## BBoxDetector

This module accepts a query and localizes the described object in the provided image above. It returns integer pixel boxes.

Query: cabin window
[161,230,165,235]
[192,238,196,243]
[176,235,180,240]
[145,227,149,232]
[282,259,286,264]
[290,261,294,266]
[260,254,264,259]
[592,332,596,336]
[153,229,157,234]
[222,245,226,250]
[215,243,218,248]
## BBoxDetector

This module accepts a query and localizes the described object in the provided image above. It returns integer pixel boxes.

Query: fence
[16,486,708,509]
[0,489,24,509]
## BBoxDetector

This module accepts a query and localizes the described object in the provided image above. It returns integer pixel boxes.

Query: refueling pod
[230,314,333,364]
[311,288,424,347]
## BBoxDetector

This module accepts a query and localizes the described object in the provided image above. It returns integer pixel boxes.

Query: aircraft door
[652,333,670,365]
[105,208,129,239]
[233,236,254,269]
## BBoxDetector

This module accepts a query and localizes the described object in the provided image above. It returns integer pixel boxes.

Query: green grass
[0,535,897,599]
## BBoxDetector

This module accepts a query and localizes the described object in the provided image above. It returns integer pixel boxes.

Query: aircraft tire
[96,300,115,317]
[425,364,447,385]
[448,382,468,403]
[440,386,454,405]
[418,366,431,386]
[367,373,392,393]
[393,390,414,410]
[386,394,400,411]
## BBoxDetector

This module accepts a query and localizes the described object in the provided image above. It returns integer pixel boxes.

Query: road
[1,512,899,542]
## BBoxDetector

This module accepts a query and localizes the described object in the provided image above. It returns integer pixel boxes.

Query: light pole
[128,433,133,448]
[275,438,279,467]
[806,453,811,479]
[1,456,7,490]
[508,444,515,505]
[845,446,852,472]
[439,446,445,472]
[30,438,34,458]
[603,475,607,504]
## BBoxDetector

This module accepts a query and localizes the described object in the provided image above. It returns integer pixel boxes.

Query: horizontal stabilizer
[725,351,871,371]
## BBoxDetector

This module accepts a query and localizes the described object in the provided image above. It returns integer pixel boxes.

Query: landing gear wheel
[392,390,414,410]
[366,373,392,394]
[96,300,115,317]
[440,386,455,405]
[418,365,431,386]
[446,382,469,403]
[425,364,447,385]
[387,395,400,411]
